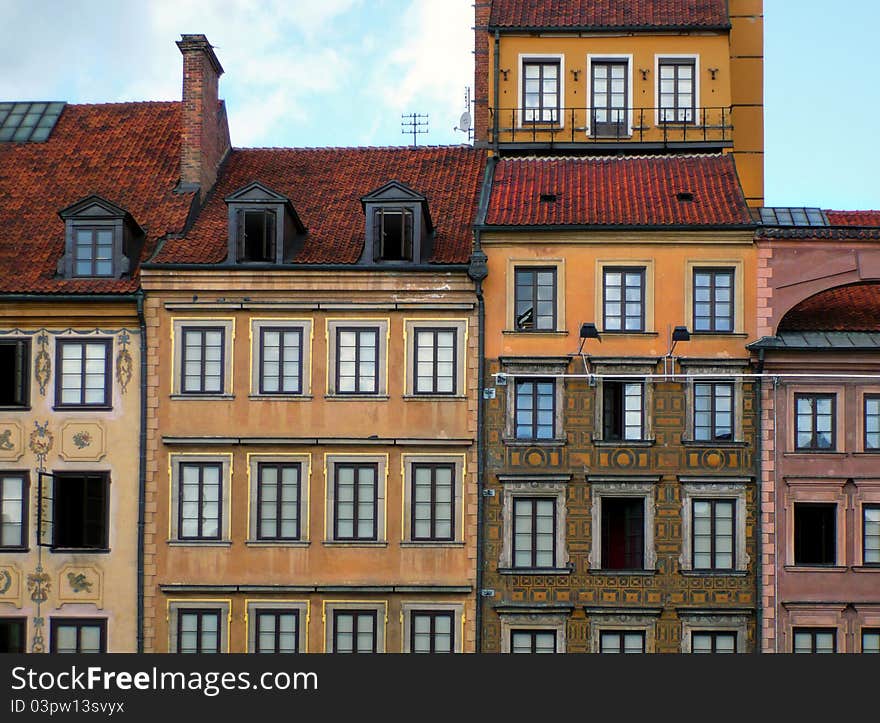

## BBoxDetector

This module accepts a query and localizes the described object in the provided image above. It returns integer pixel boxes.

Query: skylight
[0,102,66,142]
[758,207,828,227]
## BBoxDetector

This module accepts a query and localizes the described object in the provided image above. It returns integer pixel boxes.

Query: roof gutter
[475,223,758,233]
[0,293,140,302]
[488,24,731,34]
[139,263,470,272]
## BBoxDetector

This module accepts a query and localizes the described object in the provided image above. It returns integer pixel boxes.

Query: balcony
[488,106,733,153]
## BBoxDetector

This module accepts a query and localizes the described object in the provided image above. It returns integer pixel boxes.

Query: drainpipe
[754,348,765,654]
[136,290,147,653]
[493,30,501,155]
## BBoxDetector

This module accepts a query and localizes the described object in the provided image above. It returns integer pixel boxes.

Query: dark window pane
[794,503,836,565]
[602,498,644,570]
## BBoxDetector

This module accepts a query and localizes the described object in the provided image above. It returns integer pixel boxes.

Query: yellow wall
[0,302,141,653]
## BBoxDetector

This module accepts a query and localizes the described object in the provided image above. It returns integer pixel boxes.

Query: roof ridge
[231,144,476,152]
[63,100,181,108]
[499,153,727,162]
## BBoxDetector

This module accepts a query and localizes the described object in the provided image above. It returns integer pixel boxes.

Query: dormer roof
[225,181,306,234]
[360,180,433,233]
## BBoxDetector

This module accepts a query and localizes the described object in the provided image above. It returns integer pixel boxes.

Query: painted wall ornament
[32,617,45,653]
[67,571,93,593]
[27,567,50,603]
[28,421,54,468]
[0,568,12,595]
[116,330,133,394]
[72,430,93,449]
[34,331,51,396]
[0,429,13,450]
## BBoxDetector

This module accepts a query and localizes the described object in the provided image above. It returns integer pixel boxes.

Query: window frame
[239,208,276,263]
[253,608,300,654]
[794,393,837,451]
[0,338,30,409]
[374,207,414,261]
[514,266,558,333]
[332,609,378,654]
[176,461,223,542]
[690,630,737,653]
[51,471,109,552]
[602,267,646,333]
[257,326,303,396]
[691,498,737,572]
[693,382,735,442]
[864,394,880,451]
[519,56,563,127]
[0,472,28,551]
[863,504,880,567]
[793,502,837,567]
[410,461,456,543]
[176,608,223,654]
[589,481,657,572]
[255,462,302,542]
[600,497,646,572]
[679,481,750,573]
[602,380,645,442]
[599,630,646,654]
[862,628,880,654]
[512,496,557,570]
[71,226,116,278]
[50,618,106,653]
[333,325,382,396]
[510,629,558,653]
[409,610,456,654]
[54,338,112,409]
[332,462,379,542]
[513,378,556,441]
[657,57,698,125]
[588,56,632,138]
[0,618,26,653]
[246,601,308,653]
[692,267,735,333]
[180,327,226,396]
[412,327,458,396]
[792,627,837,654]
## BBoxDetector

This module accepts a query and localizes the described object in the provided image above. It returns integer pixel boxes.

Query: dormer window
[225,182,305,265]
[57,195,142,280]
[360,181,433,266]
[377,208,413,261]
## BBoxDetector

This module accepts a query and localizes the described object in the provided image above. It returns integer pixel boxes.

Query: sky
[0,0,877,209]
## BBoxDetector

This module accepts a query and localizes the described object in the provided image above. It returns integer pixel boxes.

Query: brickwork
[473,1,491,144]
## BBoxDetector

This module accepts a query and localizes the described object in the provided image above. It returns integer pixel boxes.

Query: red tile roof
[154,146,485,265]
[490,0,730,30]
[779,283,880,332]
[826,211,880,227]
[484,154,752,227]
[0,102,195,294]
[757,210,880,240]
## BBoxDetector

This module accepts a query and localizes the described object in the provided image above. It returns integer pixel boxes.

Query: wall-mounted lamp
[500,69,510,81]
[665,326,691,376]
[577,322,601,376]
[639,68,650,81]
[708,68,719,80]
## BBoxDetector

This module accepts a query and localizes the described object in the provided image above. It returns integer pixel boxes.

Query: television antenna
[454,87,474,143]
[401,113,429,147]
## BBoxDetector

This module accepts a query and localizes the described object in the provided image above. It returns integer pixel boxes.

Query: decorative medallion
[72,430,92,449]
[67,571,93,593]
[28,421,54,469]
[116,330,133,395]
[0,430,13,450]
[34,331,51,397]
[0,569,12,595]
[27,566,51,603]
[0,422,23,461]
[60,422,105,462]
[58,565,103,608]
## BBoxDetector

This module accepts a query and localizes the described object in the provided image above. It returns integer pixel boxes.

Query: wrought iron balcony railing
[488,106,733,147]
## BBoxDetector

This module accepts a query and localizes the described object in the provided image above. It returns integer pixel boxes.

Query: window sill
[783,451,845,457]
[52,405,112,412]
[783,565,847,573]
[852,566,880,573]
[324,395,390,402]
[49,548,111,554]
[592,439,655,447]
[402,394,467,401]
[681,440,747,448]
[248,394,313,402]
[170,394,234,401]
[167,540,232,547]
[322,541,389,548]
[688,332,750,339]
[594,331,659,337]
[589,569,656,576]
[245,541,311,548]
[502,438,566,447]
[502,330,570,337]
[400,541,466,548]
[497,567,572,576]
[680,569,749,577]
[0,406,30,412]
[0,547,29,553]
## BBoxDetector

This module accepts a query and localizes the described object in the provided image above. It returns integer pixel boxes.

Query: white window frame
[586,54,634,138]
[588,479,658,572]
[588,610,658,653]
[679,479,750,573]
[517,54,566,129]
[654,54,700,127]
[680,613,749,653]
[498,476,569,572]
[499,612,567,653]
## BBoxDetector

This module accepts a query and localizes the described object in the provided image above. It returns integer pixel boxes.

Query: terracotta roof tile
[484,154,752,227]
[757,210,880,240]
[0,102,195,294]
[154,146,485,265]
[779,283,880,332]
[825,210,880,227]
[489,0,730,30]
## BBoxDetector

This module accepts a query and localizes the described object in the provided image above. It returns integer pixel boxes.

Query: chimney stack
[176,34,231,199]
[473,1,491,146]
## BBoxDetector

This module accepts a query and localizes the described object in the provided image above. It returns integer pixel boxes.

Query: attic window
[57,195,140,280]
[74,227,115,277]
[676,192,695,203]
[376,208,413,261]
[240,209,275,262]
[540,193,557,203]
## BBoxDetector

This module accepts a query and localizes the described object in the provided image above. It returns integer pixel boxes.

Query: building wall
[141,270,478,652]
[0,302,141,652]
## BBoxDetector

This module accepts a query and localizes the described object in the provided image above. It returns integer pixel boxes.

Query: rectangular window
[178,463,222,541]
[0,474,27,549]
[511,629,556,653]
[514,267,557,331]
[693,269,734,332]
[56,339,111,407]
[692,631,737,653]
[591,61,628,137]
[411,463,454,542]
[600,631,645,654]
[513,497,556,569]
[863,629,880,654]
[0,619,25,653]
[240,209,275,262]
[0,339,29,407]
[514,379,555,440]
[794,503,836,566]
[413,328,456,395]
[603,381,644,441]
[73,227,114,277]
[523,60,560,123]
[376,208,413,261]
[181,328,225,394]
[795,394,836,450]
[333,610,376,653]
[411,611,454,653]
[659,59,696,123]
[333,463,377,541]
[258,327,302,395]
[602,498,645,570]
[336,327,379,395]
[603,268,645,332]
[254,609,299,654]
[864,505,880,565]
[50,619,106,653]
[693,499,735,570]
[52,473,108,550]
[256,463,301,541]
[793,628,836,654]
[177,610,221,653]
[694,383,733,441]
[865,395,880,450]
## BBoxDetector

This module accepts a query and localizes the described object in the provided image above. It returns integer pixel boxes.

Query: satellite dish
[457,111,472,133]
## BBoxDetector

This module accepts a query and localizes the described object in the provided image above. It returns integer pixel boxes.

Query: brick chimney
[473,1,491,146]
[176,34,231,199]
